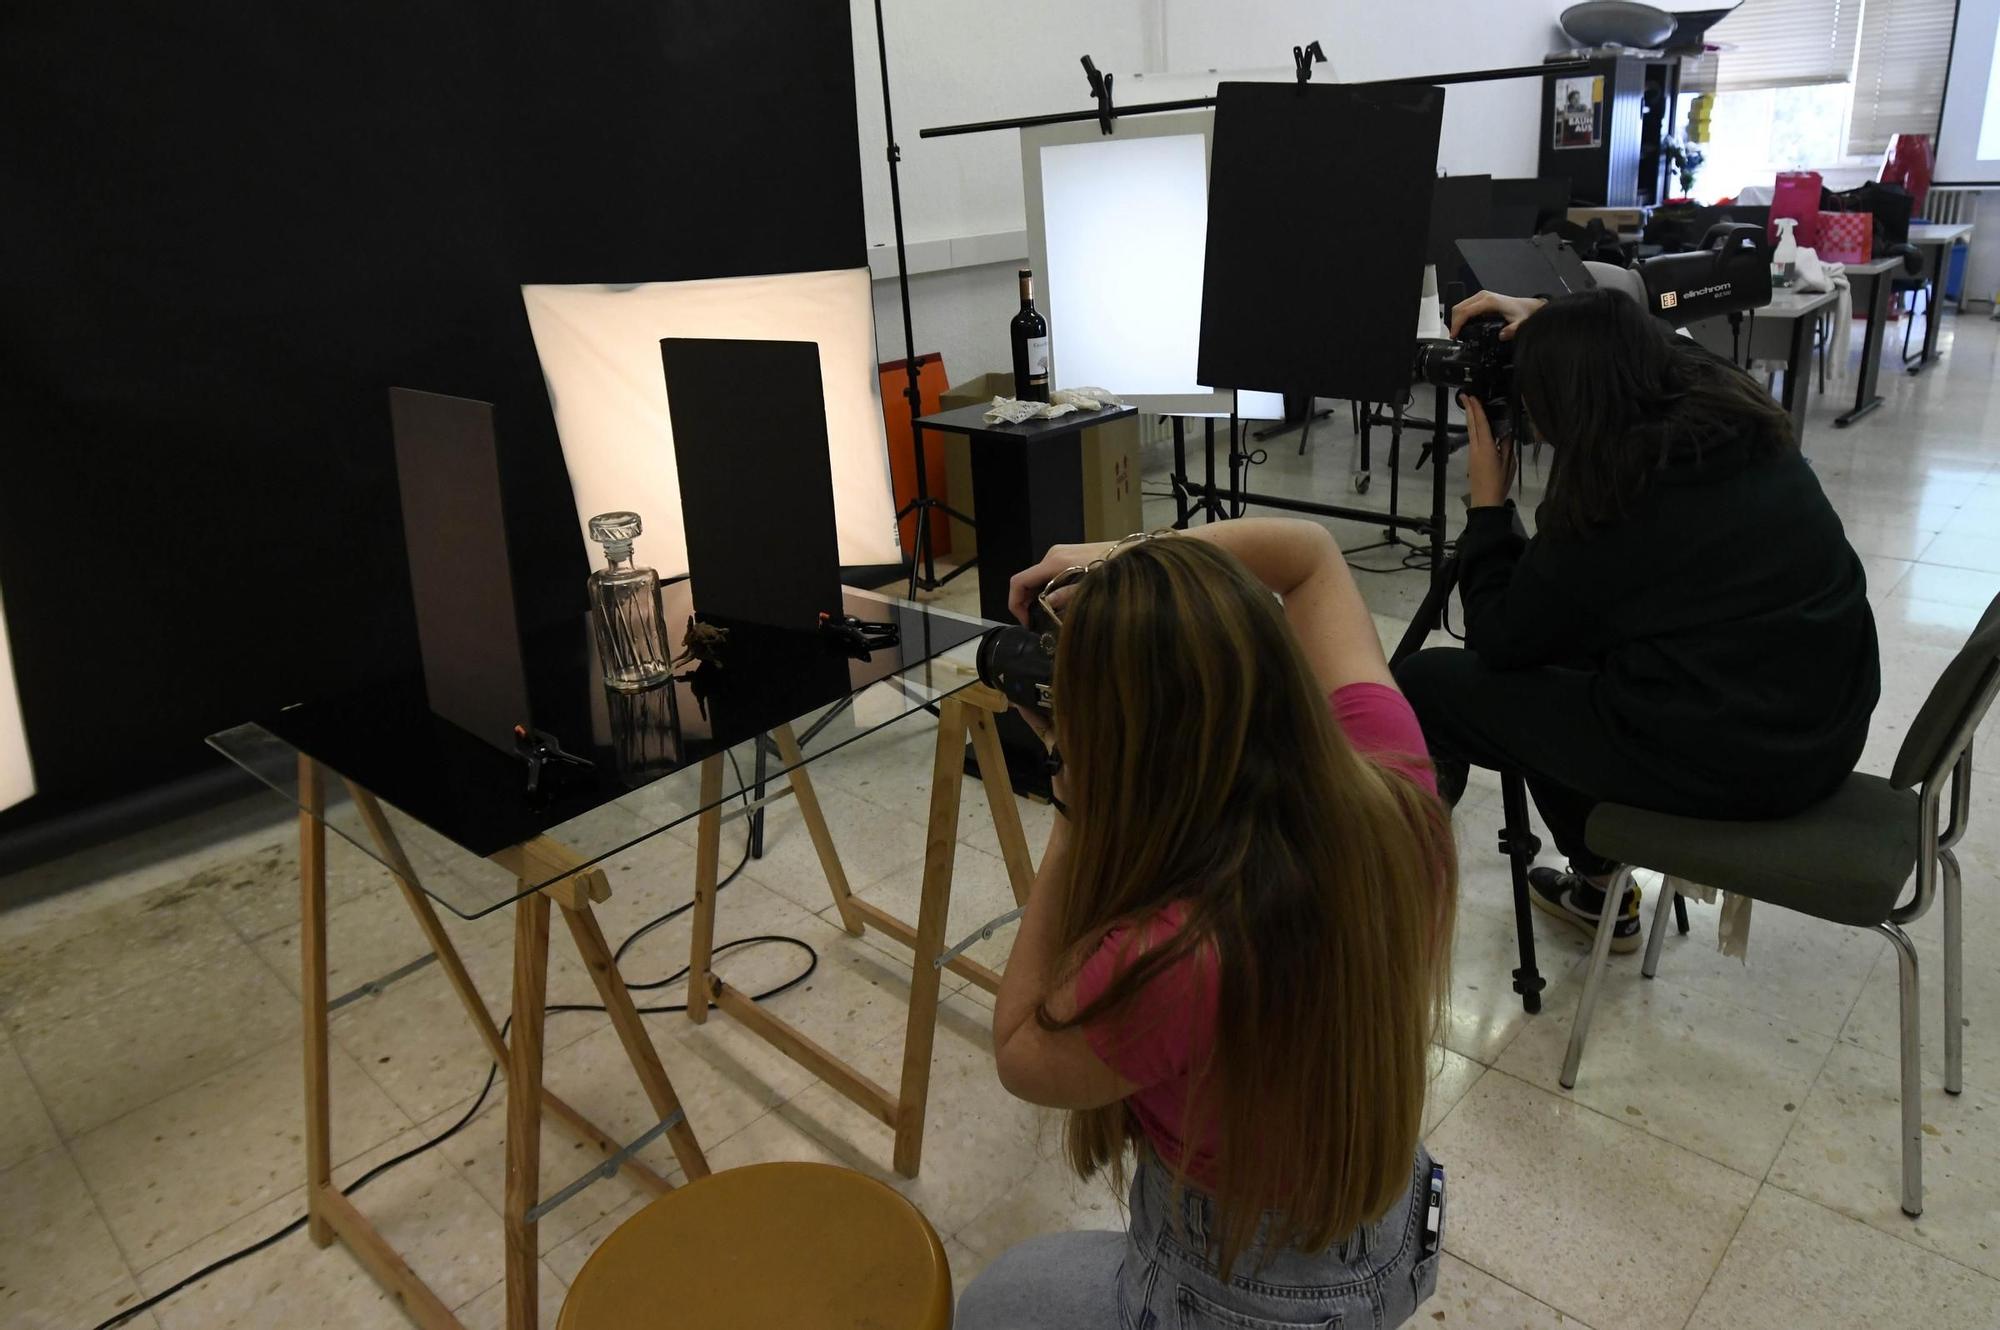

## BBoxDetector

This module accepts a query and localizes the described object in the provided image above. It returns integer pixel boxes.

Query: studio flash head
[1635,223,1772,328]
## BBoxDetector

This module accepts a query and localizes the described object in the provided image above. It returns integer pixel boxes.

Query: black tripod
[1388,551,1689,1016]
[869,0,976,601]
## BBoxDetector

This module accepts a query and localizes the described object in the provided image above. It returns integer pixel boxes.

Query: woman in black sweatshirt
[1395,287,1880,949]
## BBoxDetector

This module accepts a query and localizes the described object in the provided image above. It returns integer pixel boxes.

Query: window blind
[1847,0,1958,156]
[1711,0,1863,89]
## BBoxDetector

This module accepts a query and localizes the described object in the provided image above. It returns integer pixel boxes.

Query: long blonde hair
[1042,537,1455,1273]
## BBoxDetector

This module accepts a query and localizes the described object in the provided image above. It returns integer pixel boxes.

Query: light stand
[872,0,977,601]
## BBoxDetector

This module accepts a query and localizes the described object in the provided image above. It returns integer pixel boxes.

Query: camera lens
[975,625,1055,712]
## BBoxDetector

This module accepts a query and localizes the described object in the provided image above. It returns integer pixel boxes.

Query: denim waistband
[1130,1147,1430,1292]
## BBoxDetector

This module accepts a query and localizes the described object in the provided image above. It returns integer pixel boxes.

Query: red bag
[1817,210,1871,265]
[1770,171,1823,249]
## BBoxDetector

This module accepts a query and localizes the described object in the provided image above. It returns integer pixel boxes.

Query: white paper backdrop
[0,583,33,813]
[521,267,902,579]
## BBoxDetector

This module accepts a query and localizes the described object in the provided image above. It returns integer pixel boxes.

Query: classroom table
[1835,254,1906,428]
[1906,222,1976,374]
[1686,286,1840,448]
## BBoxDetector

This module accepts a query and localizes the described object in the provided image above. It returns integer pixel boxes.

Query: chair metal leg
[1877,921,1924,1218]
[1943,847,1963,1095]
[1642,882,1676,979]
[1561,866,1635,1089]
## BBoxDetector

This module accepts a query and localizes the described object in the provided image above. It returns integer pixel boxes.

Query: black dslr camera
[975,616,1056,714]
[1412,313,1515,422]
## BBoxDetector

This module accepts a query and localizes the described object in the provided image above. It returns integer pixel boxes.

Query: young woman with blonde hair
[956,517,1457,1330]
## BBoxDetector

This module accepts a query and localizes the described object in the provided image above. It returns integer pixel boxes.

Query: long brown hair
[1042,536,1456,1273]
[1514,287,1796,538]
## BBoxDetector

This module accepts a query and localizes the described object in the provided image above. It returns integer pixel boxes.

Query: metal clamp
[525,1110,685,1225]
[934,907,1025,969]
[328,951,438,1014]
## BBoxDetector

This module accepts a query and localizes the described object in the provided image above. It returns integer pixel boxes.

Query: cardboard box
[936,371,1142,559]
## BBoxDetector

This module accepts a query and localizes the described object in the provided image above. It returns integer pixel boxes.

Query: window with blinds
[1847,0,1958,156]
[1711,0,1862,89]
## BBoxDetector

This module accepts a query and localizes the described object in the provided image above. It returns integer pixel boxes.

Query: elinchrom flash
[1636,223,1771,328]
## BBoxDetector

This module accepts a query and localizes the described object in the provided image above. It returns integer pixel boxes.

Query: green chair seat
[1587,773,1921,929]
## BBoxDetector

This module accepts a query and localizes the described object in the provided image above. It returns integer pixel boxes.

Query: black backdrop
[0,2,867,831]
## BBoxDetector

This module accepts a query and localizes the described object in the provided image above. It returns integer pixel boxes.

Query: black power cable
[94,755,819,1330]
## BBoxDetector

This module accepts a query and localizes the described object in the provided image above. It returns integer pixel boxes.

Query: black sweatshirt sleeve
[1456,503,1613,669]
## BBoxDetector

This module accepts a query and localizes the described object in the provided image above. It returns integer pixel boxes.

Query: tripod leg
[1500,771,1547,1016]
[749,736,768,860]
[905,501,928,602]
[1171,416,1190,528]
[1428,386,1448,576]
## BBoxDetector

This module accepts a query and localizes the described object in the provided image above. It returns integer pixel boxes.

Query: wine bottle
[1009,268,1051,403]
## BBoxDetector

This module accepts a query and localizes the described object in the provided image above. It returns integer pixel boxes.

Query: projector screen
[521,268,902,580]
[1939,0,2000,184]
[0,583,32,813]
[1022,114,1284,418]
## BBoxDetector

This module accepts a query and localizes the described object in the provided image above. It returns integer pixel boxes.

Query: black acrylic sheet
[388,387,532,754]
[1196,81,1444,404]
[662,338,844,630]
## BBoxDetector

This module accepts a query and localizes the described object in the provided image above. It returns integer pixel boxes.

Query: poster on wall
[1552,76,1604,149]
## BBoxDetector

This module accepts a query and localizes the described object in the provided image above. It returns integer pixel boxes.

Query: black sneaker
[1528,866,1641,954]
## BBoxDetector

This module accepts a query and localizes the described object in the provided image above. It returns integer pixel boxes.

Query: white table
[1835,254,1906,428]
[1687,286,1841,449]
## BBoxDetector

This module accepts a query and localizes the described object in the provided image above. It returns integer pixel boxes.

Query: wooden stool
[557,1162,954,1330]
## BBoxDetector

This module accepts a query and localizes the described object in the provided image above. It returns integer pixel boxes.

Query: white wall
[871,260,1023,389]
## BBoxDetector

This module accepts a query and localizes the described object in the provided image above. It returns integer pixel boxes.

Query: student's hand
[1449,290,1547,340]
[1011,704,1070,809]
[1462,394,1516,509]
[1007,542,1114,625]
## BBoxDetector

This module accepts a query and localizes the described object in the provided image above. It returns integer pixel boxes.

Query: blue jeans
[957,1149,1441,1329]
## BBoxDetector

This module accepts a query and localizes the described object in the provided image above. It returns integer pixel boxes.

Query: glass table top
[210,585,993,919]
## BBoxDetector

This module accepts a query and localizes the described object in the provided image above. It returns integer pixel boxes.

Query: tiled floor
[5,310,2000,1329]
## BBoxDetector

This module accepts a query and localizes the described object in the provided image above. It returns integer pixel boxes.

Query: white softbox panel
[0,584,32,813]
[521,267,901,578]
[1022,113,1286,420]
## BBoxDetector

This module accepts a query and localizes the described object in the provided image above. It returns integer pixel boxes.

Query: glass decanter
[587,511,674,692]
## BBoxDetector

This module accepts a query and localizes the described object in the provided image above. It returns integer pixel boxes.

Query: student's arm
[1006,517,1393,694]
[1456,400,1607,668]
[991,816,1136,1110]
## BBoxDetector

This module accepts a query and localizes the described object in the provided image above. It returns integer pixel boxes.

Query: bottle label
[1025,336,1051,379]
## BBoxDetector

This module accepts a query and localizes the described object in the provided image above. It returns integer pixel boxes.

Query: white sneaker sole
[1529,881,1643,954]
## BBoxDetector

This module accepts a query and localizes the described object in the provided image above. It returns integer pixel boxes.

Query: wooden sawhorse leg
[303,770,710,1330]
[683,683,1034,1178]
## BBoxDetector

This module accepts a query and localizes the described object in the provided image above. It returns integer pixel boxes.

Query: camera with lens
[975,616,1056,714]
[1412,313,1514,420]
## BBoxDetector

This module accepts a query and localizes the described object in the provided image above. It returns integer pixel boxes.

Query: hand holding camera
[1461,394,1516,509]
[1447,291,1546,340]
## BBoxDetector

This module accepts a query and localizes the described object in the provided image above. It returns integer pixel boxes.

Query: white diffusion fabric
[1032,123,1215,412]
[1024,115,1286,420]
[521,268,901,578]
[0,583,32,812]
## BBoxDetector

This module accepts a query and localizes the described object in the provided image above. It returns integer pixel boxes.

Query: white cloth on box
[1791,249,1855,381]
[982,387,1125,424]
[1662,874,1755,962]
